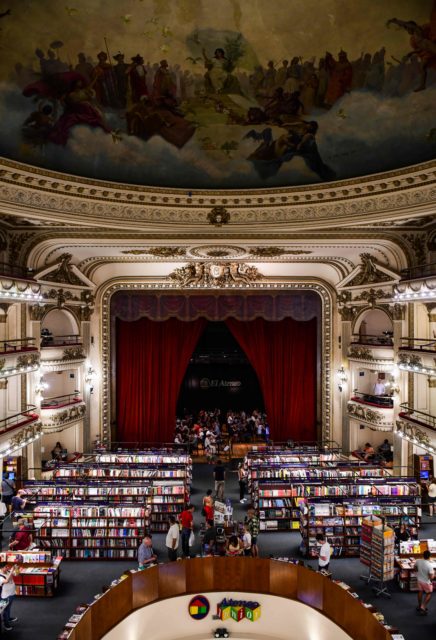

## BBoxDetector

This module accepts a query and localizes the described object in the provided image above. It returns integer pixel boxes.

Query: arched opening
[354,308,393,341]
[41,309,80,344]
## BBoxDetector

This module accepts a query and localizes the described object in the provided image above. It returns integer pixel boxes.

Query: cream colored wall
[102,592,352,640]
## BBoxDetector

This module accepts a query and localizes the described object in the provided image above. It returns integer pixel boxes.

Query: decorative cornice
[169,262,261,288]
[347,400,393,430]
[0,159,435,230]
[41,402,86,433]
[348,346,374,360]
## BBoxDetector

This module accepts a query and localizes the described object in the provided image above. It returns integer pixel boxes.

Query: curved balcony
[351,333,393,347]
[58,558,398,640]
[397,342,436,376]
[0,263,42,302]
[347,398,394,431]
[395,262,436,302]
[0,337,38,355]
[400,337,436,352]
[41,392,81,409]
[351,391,394,409]
[398,404,436,434]
[41,334,82,348]
[40,336,85,370]
[0,406,39,437]
[347,336,393,367]
[40,393,85,433]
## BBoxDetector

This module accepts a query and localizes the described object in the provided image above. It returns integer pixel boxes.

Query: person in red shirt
[9,520,32,551]
[178,504,194,558]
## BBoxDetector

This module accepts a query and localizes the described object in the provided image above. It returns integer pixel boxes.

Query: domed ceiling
[0,0,435,190]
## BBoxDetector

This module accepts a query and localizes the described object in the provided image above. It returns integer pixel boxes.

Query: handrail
[0,337,37,354]
[0,405,38,434]
[400,337,436,351]
[41,392,81,409]
[41,334,82,347]
[400,262,436,281]
[399,403,436,433]
[351,391,394,408]
[351,334,393,346]
[58,558,396,640]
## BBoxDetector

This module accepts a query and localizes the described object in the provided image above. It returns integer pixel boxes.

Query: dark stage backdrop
[116,313,317,443]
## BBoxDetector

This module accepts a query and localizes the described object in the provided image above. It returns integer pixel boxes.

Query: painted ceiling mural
[0,0,435,189]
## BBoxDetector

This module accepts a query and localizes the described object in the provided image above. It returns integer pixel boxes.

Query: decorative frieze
[347,400,394,430]
[41,402,86,433]
[169,262,262,288]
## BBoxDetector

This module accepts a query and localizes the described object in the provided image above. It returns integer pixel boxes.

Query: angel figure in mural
[387,0,436,92]
[244,121,335,182]
[202,47,241,94]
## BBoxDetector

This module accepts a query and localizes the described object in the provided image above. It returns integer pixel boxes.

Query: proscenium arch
[98,278,334,447]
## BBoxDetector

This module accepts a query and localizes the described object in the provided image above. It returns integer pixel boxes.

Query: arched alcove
[42,308,79,337]
[354,308,393,339]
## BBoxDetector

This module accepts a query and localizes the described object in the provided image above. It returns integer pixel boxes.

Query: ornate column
[338,305,357,454]
[391,303,405,471]
[426,304,436,417]
[80,306,93,452]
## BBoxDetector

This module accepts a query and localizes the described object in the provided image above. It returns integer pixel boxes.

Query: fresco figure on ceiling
[112,52,129,108]
[244,120,335,182]
[387,1,436,91]
[128,54,148,104]
[324,50,353,108]
[91,51,118,107]
[152,59,177,108]
[202,47,241,94]
[75,53,94,85]
[48,77,111,145]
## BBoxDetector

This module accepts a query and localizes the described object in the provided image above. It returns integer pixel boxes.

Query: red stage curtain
[226,317,317,441]
[116,317,206,443]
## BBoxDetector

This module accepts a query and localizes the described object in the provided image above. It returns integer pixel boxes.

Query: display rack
[258,476,419,532]
[3,455,22,489]
[300,494,420,559]
[360,516,395,598]
[33,504,150,559]
[0,550,62,596]
[413,454,434,486]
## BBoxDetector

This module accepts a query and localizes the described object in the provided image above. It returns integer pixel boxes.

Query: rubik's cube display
[217,598,261,622]
[188,595,210,620]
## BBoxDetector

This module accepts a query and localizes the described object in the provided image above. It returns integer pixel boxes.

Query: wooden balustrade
[64,558,394,640]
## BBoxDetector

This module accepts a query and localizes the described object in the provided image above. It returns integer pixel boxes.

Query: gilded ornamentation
[189,246,245,259]
[391,303,406,321]
[354,288,389,307]
[248,247,312,257]
[8,232,34,266]
[0,379,8,389]
[348,400,393,429]
[29,304,47,321]
[338,306,358,321]
[169,262,261,287]
[43,253,83,286]
[43,288,74,308]
[207,206,230,227]
[349,346,374,360]
[397,420,430,447]
[348,253,392,286]
[402,233,427,266]
[0,358,5,371]
[42,403,86,429]
[17,353,40,367]
[398,352,423,366]
[62,347,85,361]
[9,423,42,448]
[121,247,187,257]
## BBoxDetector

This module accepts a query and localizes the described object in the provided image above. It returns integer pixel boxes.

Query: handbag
[188,531,195,547]
[0,502,7,517]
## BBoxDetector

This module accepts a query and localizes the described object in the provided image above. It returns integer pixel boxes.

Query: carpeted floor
[3,460,436,639]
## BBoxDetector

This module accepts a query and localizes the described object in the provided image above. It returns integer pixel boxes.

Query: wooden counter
[63,558,395,640]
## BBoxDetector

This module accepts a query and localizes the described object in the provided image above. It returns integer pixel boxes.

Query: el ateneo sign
[199,378,242,390]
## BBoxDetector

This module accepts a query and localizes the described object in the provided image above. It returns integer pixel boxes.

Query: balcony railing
[0,337,37,354]
[41,334,82,347]
[400,337,436,352]
[0,405,38,435]
[400,262,436,281]
[41,392,81,409]
[399,403,436,433]
[351,333,393,346]
[352,391,394,408]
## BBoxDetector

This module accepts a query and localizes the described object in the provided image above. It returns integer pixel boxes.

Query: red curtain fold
[225,317,317,442]
[116,317,206,443]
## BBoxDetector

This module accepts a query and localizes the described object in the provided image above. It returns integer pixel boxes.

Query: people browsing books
[316,533,331,572]
[137,535,157,569]
[415,550,434,615]
[165,516,180,562]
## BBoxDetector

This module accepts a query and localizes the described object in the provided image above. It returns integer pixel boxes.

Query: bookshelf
[0,550,62,596]
[300,496,421,558]
[396,539,436,591]
[33,504,150,559]
[360,516,395,597]
[24,480,186,531]
[257,476,419,532]
[413,454,434,485]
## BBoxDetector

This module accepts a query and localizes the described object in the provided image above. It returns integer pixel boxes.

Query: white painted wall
[102,592,352,640]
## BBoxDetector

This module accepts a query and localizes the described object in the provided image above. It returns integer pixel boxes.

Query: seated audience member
[226,534,243,557]
[202,519,217,555]
[9,519,33,550]
[51,441,64,460]
[362,442,374,461]
[11,489,27,512]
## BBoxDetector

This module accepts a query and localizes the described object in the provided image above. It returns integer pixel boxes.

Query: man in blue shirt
[137,535,157,569]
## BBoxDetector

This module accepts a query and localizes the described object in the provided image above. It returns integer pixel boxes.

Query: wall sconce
[84,366,96,394]
[337,366,347,392]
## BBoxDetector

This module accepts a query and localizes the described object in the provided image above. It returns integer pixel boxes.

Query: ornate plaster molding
[41,402,86,433]
[169,262,261,287]
[0,159,435,230]
[347,400,394,430]
[99,278,333,445]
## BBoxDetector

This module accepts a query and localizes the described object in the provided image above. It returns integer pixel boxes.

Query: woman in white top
[427,477,436,516]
